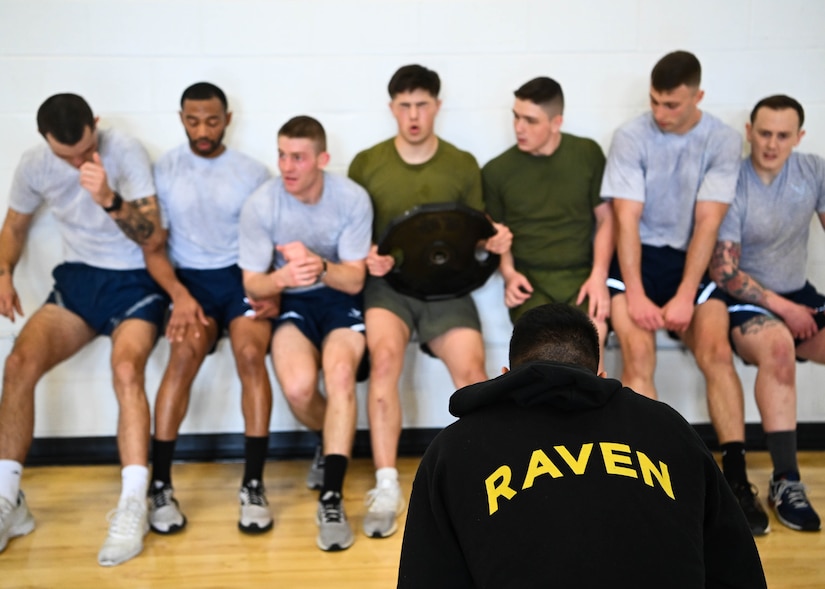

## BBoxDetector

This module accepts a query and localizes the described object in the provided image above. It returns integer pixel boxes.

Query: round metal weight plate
[376,202,500,301]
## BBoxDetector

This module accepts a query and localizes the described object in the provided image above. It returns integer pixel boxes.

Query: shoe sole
[238,520,273,535]
[316,535,354,551]
[98,543,143,567]
[751,522,771,536]
[0,516,36,552]
[149,515,187,535]
[366,523,398,539]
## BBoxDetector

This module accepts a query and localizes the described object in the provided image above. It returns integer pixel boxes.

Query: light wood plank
[1,453,824,588]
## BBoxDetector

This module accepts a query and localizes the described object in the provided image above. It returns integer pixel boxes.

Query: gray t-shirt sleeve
[814,155,825,213]
[696,130,742,204]
[336,184,373,262]
[716,176,744,243]
[8,151,44,214]
[103,130,156,201]
[600,125,646,202]
[237,184,275,273]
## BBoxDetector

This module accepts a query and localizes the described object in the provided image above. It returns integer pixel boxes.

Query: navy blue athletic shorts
[46,262,167,336]
[606,245,687,306]
[176,265,252,332]
[276,287,365,350]
[701,280,825,346]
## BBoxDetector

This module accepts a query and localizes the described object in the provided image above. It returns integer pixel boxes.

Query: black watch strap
[103,192,124,213]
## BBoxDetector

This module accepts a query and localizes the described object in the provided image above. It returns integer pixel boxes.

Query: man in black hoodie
[397,303,765,588]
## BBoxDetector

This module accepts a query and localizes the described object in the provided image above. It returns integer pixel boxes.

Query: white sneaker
[97,496,149,567]
[0,491,35,553]
[238,480,273,534]
[363,479,405,538]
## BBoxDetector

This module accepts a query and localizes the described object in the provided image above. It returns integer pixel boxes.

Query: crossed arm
[244,241,367,300]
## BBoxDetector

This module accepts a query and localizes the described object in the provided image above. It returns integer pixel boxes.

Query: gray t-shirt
[154,144,270,269]
[238,172,373,294]
[718,153,825,292]
[601,112,742,250]
[9,127,155,270]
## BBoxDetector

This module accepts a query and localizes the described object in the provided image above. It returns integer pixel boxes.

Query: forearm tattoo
[114,197,156,245]
[710,241,766,304]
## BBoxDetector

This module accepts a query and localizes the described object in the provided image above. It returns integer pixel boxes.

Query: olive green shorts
[509,266,591,323]
[364,277,481,346]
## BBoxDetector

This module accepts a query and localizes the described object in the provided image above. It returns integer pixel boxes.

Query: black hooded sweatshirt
[398,361,766,589]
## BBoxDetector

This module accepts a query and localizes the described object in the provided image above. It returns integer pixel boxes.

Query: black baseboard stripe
[25,423,825,466]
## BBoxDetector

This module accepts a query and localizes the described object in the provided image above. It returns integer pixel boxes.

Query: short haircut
[180,82,228,110]
[36,93,95,145]
[509,303,600,373]
[278,115,327,153]
[651,50,701,91]
[514,77,565,116]
[388,64,441,99]
[750,94,805,128]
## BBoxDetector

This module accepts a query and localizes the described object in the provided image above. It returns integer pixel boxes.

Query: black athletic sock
[720,441,748,486]
[243,436,269,485]
[766,430,798,479]
[151,438,177,486]
[321,454,348,497]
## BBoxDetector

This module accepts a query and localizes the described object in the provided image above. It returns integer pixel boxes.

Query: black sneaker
[769,473,821,532]
[730,481,770,536]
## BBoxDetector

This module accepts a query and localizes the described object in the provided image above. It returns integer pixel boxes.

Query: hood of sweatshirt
[449,361,623,417]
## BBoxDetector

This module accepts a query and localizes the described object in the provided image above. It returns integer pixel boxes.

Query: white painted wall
[1,0,824,439]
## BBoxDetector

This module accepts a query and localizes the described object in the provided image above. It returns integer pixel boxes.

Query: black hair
[750,94,805,128]
[36,93,95,145]
[651,50,701,91]
[387,64,441,99]
[180,82,228,110]
[509,303,600,373]
[278,115,327,153]
[514,77,565,115]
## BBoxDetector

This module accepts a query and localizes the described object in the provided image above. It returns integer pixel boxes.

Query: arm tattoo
[711,241,766,304]
[114,198,156,245]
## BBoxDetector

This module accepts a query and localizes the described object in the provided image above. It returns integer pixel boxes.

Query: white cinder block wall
[1,0,824,439]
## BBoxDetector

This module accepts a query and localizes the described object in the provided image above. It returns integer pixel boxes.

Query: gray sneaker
[0,491,35,553]
[316,491,353,551]
[238,479,273,534]
[306,445,325,490]
[148,482,187,534]
[363,479,405,538]
[97,496,149,567]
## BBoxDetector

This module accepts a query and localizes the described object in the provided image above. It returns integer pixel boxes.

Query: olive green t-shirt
[348,138,484,243]
[482,134,605,272]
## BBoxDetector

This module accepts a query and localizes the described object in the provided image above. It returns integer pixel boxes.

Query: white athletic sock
[0,460,23,503]
[376,467,399,487]
[119,464,149,505]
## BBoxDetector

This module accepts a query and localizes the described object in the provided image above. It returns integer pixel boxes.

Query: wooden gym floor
[1,452,824,588]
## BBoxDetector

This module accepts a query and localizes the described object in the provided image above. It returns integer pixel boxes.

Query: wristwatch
[317,259,328,282]
[103,192,124,213]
